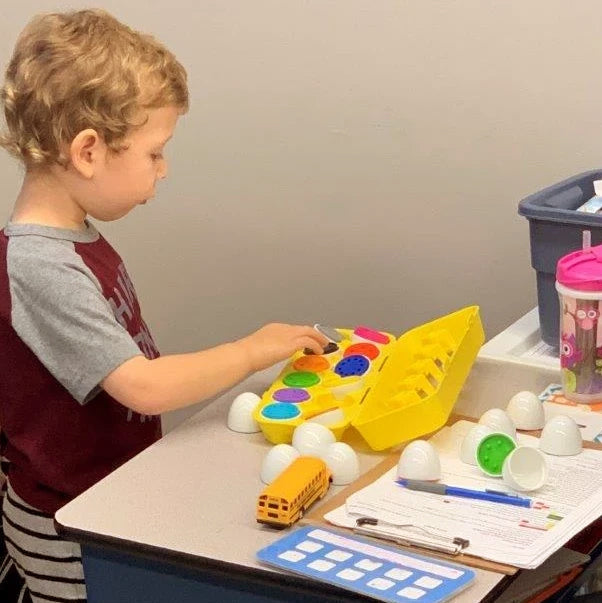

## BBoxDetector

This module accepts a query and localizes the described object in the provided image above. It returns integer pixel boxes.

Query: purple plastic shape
[272,388,310,403]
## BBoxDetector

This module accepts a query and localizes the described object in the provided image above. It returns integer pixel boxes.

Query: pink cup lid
[557,244,602,291]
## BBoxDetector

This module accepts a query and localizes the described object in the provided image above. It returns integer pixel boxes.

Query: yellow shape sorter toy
[253,306,485,451]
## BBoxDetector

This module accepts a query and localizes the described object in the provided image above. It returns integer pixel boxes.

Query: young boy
[0,9,327,602]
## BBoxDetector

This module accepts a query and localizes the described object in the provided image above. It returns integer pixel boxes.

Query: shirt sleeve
[8,236,143,404]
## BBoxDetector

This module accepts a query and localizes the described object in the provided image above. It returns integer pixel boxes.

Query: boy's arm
[101,323,328,415]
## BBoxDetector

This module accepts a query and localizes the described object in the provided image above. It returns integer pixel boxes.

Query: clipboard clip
[353,516,470,556]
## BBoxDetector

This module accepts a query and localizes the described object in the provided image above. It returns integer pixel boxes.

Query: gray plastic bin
[518,169,602,348]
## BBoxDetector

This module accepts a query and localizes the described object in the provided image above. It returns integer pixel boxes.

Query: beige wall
[1,1,598,430]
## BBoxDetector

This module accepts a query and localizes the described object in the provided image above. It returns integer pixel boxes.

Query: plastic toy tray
[253,306,484,451]
[257,526,475,603]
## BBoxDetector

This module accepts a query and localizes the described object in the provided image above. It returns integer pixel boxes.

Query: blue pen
[396,479,532,508]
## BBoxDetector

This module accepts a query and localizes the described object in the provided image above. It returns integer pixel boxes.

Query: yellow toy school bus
[257,457,331,528]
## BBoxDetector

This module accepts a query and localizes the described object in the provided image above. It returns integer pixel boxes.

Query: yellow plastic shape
[253,306,484,451]
[351,306,484,450]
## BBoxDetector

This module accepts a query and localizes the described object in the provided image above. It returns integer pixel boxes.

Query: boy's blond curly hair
[0,9,189,168]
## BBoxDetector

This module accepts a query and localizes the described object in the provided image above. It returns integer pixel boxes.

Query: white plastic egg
[227,392,261,433]
[539,415,582,456]
[320,442,360,485]
[260,444,300,484]
[506,391,545,430]
[478,408,516,439]
[397,440,441,481]
[292,422,336,456]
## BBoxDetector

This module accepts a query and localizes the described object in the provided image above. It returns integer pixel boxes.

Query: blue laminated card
[257,526,475,603]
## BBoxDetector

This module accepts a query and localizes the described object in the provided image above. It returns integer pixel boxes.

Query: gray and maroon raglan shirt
[0,222,162,514]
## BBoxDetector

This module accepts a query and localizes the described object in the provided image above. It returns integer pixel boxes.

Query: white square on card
[367,578,395,591]
[397,586,426,599]
[308,559,336,572]
[385,568,412,581]
[325,549,353,562]
[296,540,323,553]
[278,550,306,563]
[415,576,443,589]
[354,559,382,572]
[336,568,364,581]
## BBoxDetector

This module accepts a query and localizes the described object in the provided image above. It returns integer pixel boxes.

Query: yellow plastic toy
[256,457,331,528]
[253,306,484,451]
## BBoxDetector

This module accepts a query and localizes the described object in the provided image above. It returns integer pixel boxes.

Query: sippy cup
[556,243,602,403]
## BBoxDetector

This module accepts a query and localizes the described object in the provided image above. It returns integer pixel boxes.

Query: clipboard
[303,413,602,576]
[300,414,602,576]
[301,447,519,574]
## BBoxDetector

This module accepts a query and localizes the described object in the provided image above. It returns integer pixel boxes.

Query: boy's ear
[69,129,105,178]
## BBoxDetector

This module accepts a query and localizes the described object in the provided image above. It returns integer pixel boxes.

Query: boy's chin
[88,207,136,222]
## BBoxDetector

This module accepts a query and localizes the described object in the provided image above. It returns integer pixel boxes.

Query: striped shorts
[1,482,87,602]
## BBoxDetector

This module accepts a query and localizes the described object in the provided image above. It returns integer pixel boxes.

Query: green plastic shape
[283,371,320,388]
[476,433,516,476]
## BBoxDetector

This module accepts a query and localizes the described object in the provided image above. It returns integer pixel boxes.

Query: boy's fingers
[298,336,325,355]
[301,325,329,347]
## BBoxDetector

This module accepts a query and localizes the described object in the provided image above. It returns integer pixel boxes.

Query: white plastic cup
[502,446,548,492]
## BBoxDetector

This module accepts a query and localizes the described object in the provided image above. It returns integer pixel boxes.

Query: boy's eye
[151,153,163,161]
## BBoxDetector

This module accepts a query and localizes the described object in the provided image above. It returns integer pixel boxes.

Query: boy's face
[82,106,180,221]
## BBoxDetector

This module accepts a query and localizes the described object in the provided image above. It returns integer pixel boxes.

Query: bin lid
[557,244,602,291]
[518,169,602,224]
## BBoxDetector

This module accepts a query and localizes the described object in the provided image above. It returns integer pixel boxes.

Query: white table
[55,363,510,603]
[479,307,558,371]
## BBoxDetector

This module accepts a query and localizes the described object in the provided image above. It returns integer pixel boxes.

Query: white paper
[522,340,559,363]
[324,421,602,569]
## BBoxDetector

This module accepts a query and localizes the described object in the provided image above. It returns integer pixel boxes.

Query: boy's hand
[238,323,329,372]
